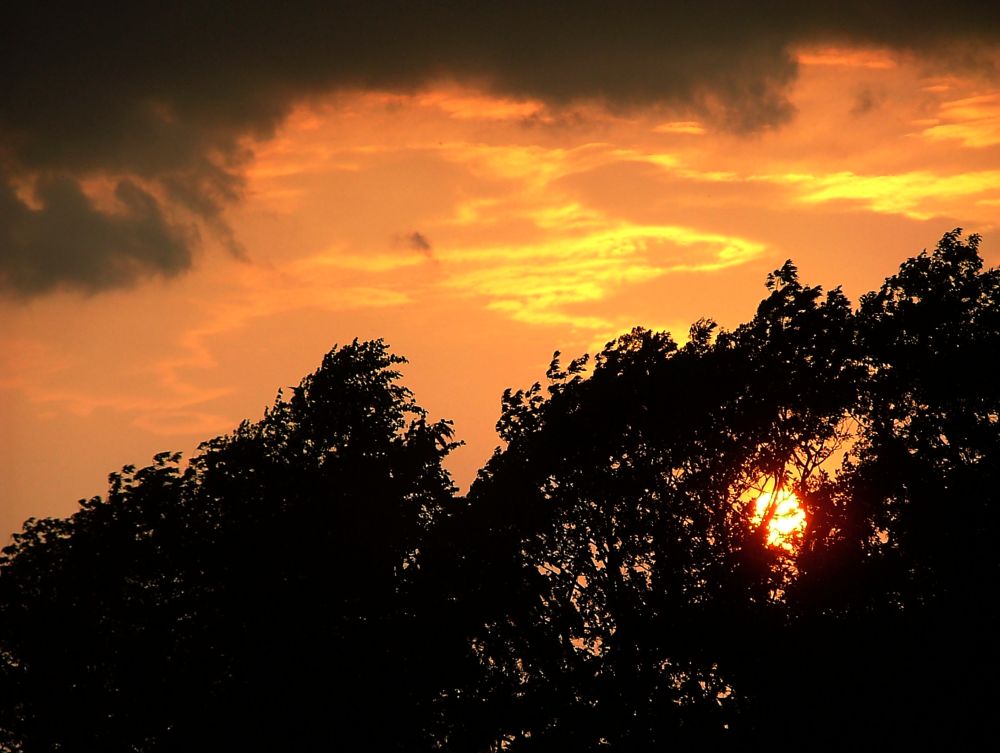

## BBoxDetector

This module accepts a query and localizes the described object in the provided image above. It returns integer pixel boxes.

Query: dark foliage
[1,231,997,751]
[776,230,1000,747]
[0,340,459,751]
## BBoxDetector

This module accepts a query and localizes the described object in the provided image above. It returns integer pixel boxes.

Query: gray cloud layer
[2,2,998,297]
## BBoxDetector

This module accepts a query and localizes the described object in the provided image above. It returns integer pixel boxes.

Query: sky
[3,3,1000,540]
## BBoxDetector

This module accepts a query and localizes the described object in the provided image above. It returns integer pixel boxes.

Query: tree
[3,231,997,751]
[776,230,1000,747]
[0,340,459,752]
[439,261,860,749]
[432,231,997,749]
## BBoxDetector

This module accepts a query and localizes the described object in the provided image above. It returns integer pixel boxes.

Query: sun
[752,487,807,550]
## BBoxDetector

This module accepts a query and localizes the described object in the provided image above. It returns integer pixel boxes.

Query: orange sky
[3,45,1000,540]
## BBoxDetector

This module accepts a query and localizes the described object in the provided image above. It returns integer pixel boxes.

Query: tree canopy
[1,230,997,751]
[0,340,459,751]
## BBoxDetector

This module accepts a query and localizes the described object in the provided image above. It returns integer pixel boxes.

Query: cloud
[850,86,885,116]
[405,231,433,254]
[788,169,1000,219]
[920,93,1000,147]
[2,2,999,296]
[0,177,192,296]
[441,223,765,330]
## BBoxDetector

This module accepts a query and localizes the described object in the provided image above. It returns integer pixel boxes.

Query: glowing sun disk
[753,488,807,550]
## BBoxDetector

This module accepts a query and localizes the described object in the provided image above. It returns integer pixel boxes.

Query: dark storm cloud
[0,178,192,297]
[2,1,999,297]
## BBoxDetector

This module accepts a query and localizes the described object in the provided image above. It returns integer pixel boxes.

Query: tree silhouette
[434,258,862,749]
[0,340,459,752]
[1,231,997,751]
[775,230,1000,747]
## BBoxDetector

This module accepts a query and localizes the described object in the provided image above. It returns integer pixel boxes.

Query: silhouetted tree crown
[1,231,996,751]
[0,340,458,752]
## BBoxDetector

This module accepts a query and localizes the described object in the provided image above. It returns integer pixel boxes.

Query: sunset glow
[3,33,1000,539]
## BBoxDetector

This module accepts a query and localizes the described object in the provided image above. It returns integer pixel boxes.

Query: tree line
[1,230,997,751]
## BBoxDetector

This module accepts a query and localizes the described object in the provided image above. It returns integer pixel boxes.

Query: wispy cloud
[784,170,1000,219]
[442,225,765,330]
[796,48,898,69]
[653,121,707,135]
[920,93,1000,148]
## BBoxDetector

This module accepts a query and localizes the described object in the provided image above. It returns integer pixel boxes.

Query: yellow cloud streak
[441,224,765,330]
[921,93,1000,148]
[788,170,1000,219]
